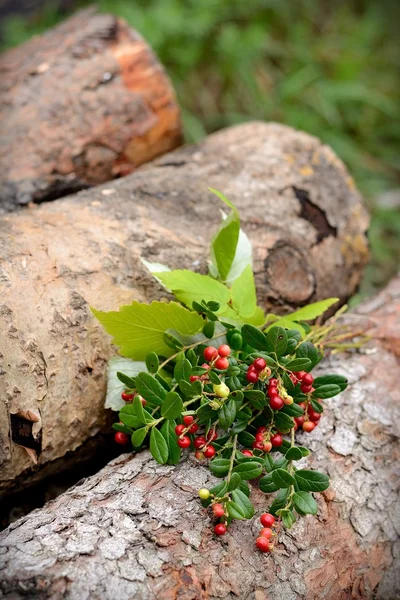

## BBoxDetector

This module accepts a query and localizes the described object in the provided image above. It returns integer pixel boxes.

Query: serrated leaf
[230,265,258,318]
[241,324,267,350]
[286,298,339,322]
[293,491,318,515]
[154,270,230,310]
[105,357,146,411]
[295,470,329,492]
[136,372,166,406]
[232,461,263,480]
[272,468,296,488]
[92,301,203,360]
[161,392,184,420]
[131,427,147,447]
[266,327,288,357]
[149,427,169,464]
[160,420,181,465]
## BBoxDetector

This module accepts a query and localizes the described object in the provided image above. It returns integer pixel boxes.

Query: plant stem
[227,435,238,483]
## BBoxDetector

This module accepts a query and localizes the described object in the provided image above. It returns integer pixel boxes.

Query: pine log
[0,8,182,212]
[0,121,369,495]
[0,278,398,600]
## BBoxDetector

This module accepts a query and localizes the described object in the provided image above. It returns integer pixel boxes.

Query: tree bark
[0,8,182,212]
[0,121,369,494]
[0,278,398,600]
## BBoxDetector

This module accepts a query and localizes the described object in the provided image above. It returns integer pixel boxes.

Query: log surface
[0,121,369,494]
[0,8,181,212]
[0,279,398,600]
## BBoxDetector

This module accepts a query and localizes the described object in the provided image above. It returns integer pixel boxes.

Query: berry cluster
[112,322,347,552]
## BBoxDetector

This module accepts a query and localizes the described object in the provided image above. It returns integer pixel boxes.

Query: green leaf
[160,420,181,465]
[210,481,228,497]
[174,357,192,383]
[161,392,184,420]
[296,342,320,369]
[203,321,216,338]
[272,468,296,488]
[266,327,288,357]
[179,379,202,397]
[92,301,203,360]
[269,488,290,516]
[209,458,230,477]
[293,491,318,515]
[313,384,342,399]
[286,298,339,322]
[285,358,312,371]
[285,446,307,461]
[243,389,266,409]
[232,461,263,480]
[259,473,280,493]
[112,423,133,435]
[238,431,255,448]
[149,427,169,464]
[231,489,255,518]
[241,324,267,350]
[266,317,306,338]
[313,374,348,391]
[136,372,166,406]
[119,405,144,429]
[279,509,296,529]
[310,399,323,413]
[281,403,304,417]
[273,412,295,432]
[105,357,146,411]
[131,427,147,447]
[196,402,216,424]
[218,400,237,429]
[145,352,159,374]
[154,270,230,310]
[295,470,329,492]
[227,472,242,492]
[230,265,258,318]
[132,394,148,424]
[211,211,240,282]
[116,372,136,388]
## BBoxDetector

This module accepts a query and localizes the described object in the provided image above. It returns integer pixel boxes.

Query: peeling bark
[0,8,182,212]
[0,278,398,599]
[0,121,369,494]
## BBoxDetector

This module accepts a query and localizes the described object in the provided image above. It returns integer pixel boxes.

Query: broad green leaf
[266,327,288,357]
[218,400,237,429]
[293,491,318,515]
[312,384,342,398]
[296,342,320,370]
[105,357,146,411]
[160,420,181,465]
[92,301,203,360]
[313,374,348,391]
[230,265,258,318]
[245,305,266,326]
[154,270,230,309]
[208,188,239,217]
[285,358,312,371]
[227,472,242,492]
[161,392,184,420]
[241,324,267,350]
[286,298,339,322]
[271,468,296,488]
[209,458,230,477]
[231,489,255,518]
[259,473,280,493]
[131,427,147,447]
[136,372,166,406]
[295,470,330,492]
[232,461,263,480]
[149,427,169,464]
[119,405,144,429]
[211,210,240,282]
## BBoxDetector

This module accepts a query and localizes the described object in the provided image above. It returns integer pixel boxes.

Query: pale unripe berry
[213,382,230,398]
[198,488,210,500]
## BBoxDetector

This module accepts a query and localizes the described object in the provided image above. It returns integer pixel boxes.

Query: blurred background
[1,0,399,302]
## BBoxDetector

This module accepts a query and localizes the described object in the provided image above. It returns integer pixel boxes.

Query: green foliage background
[1,0,399,300]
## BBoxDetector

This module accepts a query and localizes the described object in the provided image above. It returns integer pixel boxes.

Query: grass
[1,0,399,299]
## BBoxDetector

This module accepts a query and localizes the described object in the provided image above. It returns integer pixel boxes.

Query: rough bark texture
[0,121,369,495]
[0,8,182,212]
[0,278,398,600]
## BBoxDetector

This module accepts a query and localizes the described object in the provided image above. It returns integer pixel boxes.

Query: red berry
[114,432,129,445]
[121,391,134,401]
[301,384,313,394]
[260,527,273,539]
[260,513,275,528]
[189,423,199,434]
[253,440,265,451]
[270,433,283,447]
[299,402,307,409]
[218,344,231,358]
[308,409,321,422]
[289,373,298,384]
[190,375,200,382]
[267,387,279,399]
[302,373,314,386]
[194,450,205,460]
[263,441,272,453]
[204,445,216,458]
[269,396,284,410]
[241,449,253,457]
[175,424,185,435]
[253,357,267,372]
[178,435,191,448]
[206,429,218,441]
[194,436,206,448]
[212,503,225,518]
[297,371,307,380]
[256,536,271,552]
[201,363,210,370]
[269,378,279,387]
[302,421,316,432]
[293,421,298,431]
[214,523,227,536]
[255,433,265,442]
[294,416,305,426]
[183,415,195,426]
[204,346,218,362]
[257,426,268,434]
[246,369,259,383]
[215,357,229,370]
